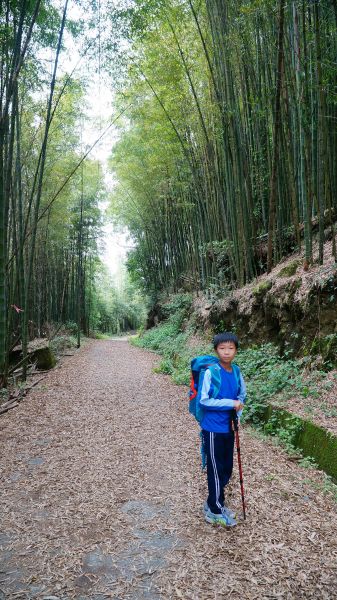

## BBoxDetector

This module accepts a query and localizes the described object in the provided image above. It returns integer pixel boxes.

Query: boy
[200,332,246,527]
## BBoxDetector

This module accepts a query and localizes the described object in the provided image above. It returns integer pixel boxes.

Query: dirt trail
[0,340,336,600]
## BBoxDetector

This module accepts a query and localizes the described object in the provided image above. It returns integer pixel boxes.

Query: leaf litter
[0,339,336,599]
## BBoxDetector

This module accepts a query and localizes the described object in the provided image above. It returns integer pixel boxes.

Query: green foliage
[161,293,193,331]
[238,344,302,423]
[64,322,78,335]
[298,456,319,469]
[50,335,77,354]
[252,280,273,297]
[321,406,337,418]
[92,265,147,336]
[249,426,337,501]
[136,298,337,482]
[134,295,212,384]
[162,293,193,318]
[108,0,337,295]
[251,403,337,480]
[200,241,234,285]
[94,332,112,340]
[136,312,313,419]
[264,412,304,454]
[0,388,10,404]
[311,334,337,370]
[319,476,337,502]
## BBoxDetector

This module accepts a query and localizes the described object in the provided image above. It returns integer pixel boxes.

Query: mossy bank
[262,406,337,480]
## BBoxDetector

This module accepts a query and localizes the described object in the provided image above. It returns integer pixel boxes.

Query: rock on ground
[0,340,336,599]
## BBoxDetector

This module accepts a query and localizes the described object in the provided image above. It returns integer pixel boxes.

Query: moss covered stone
[297,420,337,481]
[260,404,337,481]
[10,342,57,371]
[33,347,56,370]
[278,260,301,278]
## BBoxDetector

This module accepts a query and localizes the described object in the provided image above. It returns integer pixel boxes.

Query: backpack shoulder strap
[232,363,241,393]
[207,362,221,398]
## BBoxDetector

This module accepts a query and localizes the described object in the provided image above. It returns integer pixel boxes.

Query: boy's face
[216,341,237,365]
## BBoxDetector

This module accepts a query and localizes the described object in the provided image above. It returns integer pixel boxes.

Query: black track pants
[202,430,234,514]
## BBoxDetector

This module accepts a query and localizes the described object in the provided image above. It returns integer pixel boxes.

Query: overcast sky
[59,0,132,280]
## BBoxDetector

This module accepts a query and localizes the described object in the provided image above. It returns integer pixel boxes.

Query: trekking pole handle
[231,409,239,431]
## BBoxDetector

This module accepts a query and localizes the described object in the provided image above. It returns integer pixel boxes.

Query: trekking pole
[232,410,246,520]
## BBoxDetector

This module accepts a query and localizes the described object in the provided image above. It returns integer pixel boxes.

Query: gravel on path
[0,340,336,600]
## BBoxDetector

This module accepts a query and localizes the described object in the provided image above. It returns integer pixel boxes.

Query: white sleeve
[199,369,236,410]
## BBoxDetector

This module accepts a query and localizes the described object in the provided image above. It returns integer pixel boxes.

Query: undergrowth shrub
[133,321,204,385]
[263,412,304,453]
[238,344,302,424]
[133,303,337,496]
[50,335,77,354]
[63,321,78,335]
[133,310,323,423]
[161,293,193,322]
[132,294,210,385]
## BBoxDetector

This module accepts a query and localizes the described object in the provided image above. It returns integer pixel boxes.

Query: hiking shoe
[203,502,237,527]
[203,501,236,520]
[204,509,237,527]
[221,505,236,520]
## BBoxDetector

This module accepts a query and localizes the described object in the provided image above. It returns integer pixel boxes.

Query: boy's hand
[234,400,244,411]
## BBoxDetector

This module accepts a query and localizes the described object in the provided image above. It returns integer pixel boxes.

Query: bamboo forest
[1,1,337,598]
[111,0,336,291]
[1,0,336,381]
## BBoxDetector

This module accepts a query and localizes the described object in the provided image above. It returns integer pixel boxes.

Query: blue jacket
[200,363,246,433]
